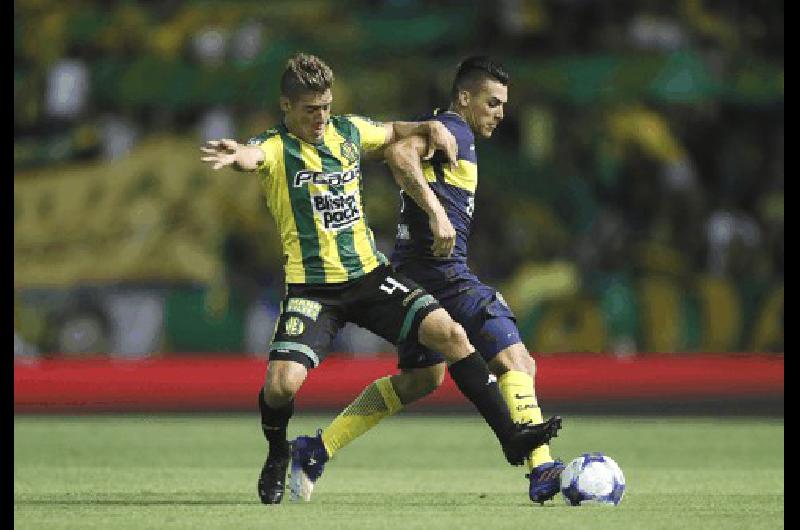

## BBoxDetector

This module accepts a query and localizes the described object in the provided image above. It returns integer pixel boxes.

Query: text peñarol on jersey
[294,166,362,231]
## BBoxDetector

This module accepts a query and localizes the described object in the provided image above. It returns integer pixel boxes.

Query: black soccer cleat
[502,416,563,466]
[258,454,290,504]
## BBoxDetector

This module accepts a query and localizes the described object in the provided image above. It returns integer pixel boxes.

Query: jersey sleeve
[428,115,475,165]
[345,115,389,152]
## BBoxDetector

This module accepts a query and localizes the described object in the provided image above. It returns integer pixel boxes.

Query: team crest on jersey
[284,316,305,336]
[340,140,359,165]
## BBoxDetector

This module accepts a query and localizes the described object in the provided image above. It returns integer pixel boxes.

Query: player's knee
[418,310,472,358]
[264,361,307,405]
[510,351,535,376]
[438,321,472,361]
[489,346,536,377]
[448,321,471,350]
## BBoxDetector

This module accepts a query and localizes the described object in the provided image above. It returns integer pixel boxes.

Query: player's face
[281,89,332,143]
[465,79,507,138]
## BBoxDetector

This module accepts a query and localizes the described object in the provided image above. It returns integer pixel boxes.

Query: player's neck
[282,117,324,145]
[446,105,474,133]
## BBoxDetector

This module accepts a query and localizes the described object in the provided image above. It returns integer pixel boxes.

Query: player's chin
[481,125,498,138]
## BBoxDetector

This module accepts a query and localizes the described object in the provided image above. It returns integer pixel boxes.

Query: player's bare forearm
[201,139,265,171]
[385,121,457,165]
[386,121,431,142]
[385,140,442,216]
[385,138,456,257]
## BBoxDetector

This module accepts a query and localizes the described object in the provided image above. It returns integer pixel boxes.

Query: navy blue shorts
[394,261,522,370]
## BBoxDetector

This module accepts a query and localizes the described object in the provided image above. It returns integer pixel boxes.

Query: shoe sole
[288,461,314,502]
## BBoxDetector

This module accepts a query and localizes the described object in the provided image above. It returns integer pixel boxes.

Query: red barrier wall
[14,354,783,413]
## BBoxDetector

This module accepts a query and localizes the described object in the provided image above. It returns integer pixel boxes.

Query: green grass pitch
[15,414,783,529]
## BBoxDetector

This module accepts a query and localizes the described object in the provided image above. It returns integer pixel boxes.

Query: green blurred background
[14,0,783,357]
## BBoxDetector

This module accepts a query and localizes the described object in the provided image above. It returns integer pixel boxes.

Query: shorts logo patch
[286,298,321,320]
[284,316,305,336]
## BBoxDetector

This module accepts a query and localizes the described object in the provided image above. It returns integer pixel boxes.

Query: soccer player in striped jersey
[200,53,561,505]
[292,56,565,504]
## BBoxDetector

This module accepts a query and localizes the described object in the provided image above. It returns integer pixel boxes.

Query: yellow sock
[497,370,553,471]
[321,376,403,458]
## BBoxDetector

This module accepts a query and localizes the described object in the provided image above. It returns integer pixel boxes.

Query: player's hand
[200,138,242,170]
[429,208,456,257]
[423,122,458,167]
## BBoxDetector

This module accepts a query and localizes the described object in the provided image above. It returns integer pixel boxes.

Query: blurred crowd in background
[14,0,783,357]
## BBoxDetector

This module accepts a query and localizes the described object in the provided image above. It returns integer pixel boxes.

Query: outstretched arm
[200,139,265,171]
[385,136,456,258]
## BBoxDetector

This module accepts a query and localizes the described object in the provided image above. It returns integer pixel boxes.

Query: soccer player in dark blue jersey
[289,56,565,504]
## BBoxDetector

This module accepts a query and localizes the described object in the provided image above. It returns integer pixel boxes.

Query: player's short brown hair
[280,53,334,99]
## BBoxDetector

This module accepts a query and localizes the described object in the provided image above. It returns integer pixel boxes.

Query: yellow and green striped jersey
[248,115,390,285]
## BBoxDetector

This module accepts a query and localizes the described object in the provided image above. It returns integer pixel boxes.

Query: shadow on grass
[15,499,260,506]
[14,493,544,508]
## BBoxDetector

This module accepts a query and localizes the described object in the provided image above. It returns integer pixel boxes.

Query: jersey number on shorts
[379,277,410,295]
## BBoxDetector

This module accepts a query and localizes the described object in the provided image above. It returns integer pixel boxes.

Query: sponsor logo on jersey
[293,166,360,187]
[312,192,362,230]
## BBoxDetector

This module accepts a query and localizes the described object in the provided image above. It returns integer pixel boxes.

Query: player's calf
[390,365,446,404]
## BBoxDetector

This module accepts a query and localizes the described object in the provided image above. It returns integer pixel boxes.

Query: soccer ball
[560,452,626,506]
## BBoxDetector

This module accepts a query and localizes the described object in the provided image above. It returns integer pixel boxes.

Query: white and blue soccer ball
[560,452,626,506]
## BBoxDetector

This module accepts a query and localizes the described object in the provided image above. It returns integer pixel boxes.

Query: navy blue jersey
[391,110,477,269]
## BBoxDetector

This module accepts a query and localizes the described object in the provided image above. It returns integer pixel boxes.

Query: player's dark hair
[280,52,334,99]
[450,56,509,101]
